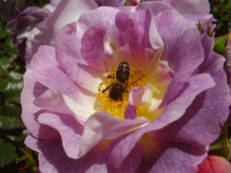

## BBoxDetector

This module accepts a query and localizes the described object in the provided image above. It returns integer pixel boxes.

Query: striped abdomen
[116,61,130,83]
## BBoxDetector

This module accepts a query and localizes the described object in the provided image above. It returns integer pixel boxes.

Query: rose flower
[20,0,230,172]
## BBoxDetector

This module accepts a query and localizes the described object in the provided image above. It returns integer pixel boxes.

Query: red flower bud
[198,155,231,173]
[128,0,138,6]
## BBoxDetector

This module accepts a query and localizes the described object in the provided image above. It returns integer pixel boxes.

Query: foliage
[210,0,231,36]
[0,18,37,172]
[214,35,228,55]
[0,139,17,167]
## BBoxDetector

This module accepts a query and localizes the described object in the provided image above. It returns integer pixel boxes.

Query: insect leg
[102,85,112,93]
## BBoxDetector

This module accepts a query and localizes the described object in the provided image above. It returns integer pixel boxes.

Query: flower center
[96,67,147,119]
[96,56,172,121]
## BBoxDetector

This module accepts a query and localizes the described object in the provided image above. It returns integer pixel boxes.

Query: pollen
[96,67,147,119]
[95,56,171,120]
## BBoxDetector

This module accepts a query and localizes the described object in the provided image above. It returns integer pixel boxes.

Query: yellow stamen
[96,67,147,119]
[96,58,170,121]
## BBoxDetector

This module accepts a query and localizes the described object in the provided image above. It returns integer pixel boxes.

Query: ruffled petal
[34,89,74,115]
[154,9,204,105]
[114,9,152,57]
[155,35,231,147]
[109,73,215,167]
[171,0,210,16]
[129,86,162,111]
[149,17,164,49]
[138,1,172,16]
[143,0,211,20]
[148,143,207,173]
[40,0,98,32]
[27,46,80,101]
[55,23,103,93]
[25,135,108,173]
[6,7,49,62]
[80,25,109,74]
[78,7,120,73]
[27,45,97,122]
[25,135,144,173]
[38,113,83,159]
[95,0,126,7]
[23,0,98,64]
[21,71,59,139]
[107,143,143,172]
[7,7,49,34]
[55,7,120,90]
[44,0,61,12]
[79,112,146,158]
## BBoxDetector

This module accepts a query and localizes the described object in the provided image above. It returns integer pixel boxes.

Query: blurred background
[0,0,230,172]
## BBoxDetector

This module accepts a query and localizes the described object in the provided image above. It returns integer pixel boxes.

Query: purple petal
[95,0,126,7]
[25,135,144,173]
[148,143,207,173]
[55,22,82,71]
[143,0,210,18]
[24,0,98,64]
[225,32,231,84]
[171,0,210,16]
[80,25,107,74]
[27,45,80,101]
[129,86,149,105]
[25,135,41,152]
[109,73,215,167]
[157,35,231,147]
[149,17,164,49]
[38,113,83,159]
[7,7,49,35]
[108,143,143,172]
[34,89,74,116]
[79,112,146,158]
[138,1,172,16]
[115,9,152,56]
[78,7,119,72]
[7,7,49,59]
[44,0,61,12]
[27,45,96,122]
[55,23,102,93]
[21,71,59,139]
[40,0,98,32]
[25,135,108,173]
[154,9,204,105]
[149,73,215,129]
[55,7,120,87]
[125,104,137,120]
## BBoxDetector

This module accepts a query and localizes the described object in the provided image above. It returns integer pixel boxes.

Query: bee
[102,61,130,101]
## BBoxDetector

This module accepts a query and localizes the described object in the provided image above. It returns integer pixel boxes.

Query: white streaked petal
[149,18,164,49]
[63,94,96,122]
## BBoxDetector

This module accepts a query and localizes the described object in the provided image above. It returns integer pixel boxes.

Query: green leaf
[214,35,228,55]
[0,28,8,39]
[0,139,17,167]
[0,71,23,103]
[0,104,21,117]
[0,78,8,91]
[0,57,10,72]
[0,115,24,130]
[0,21,8,39]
